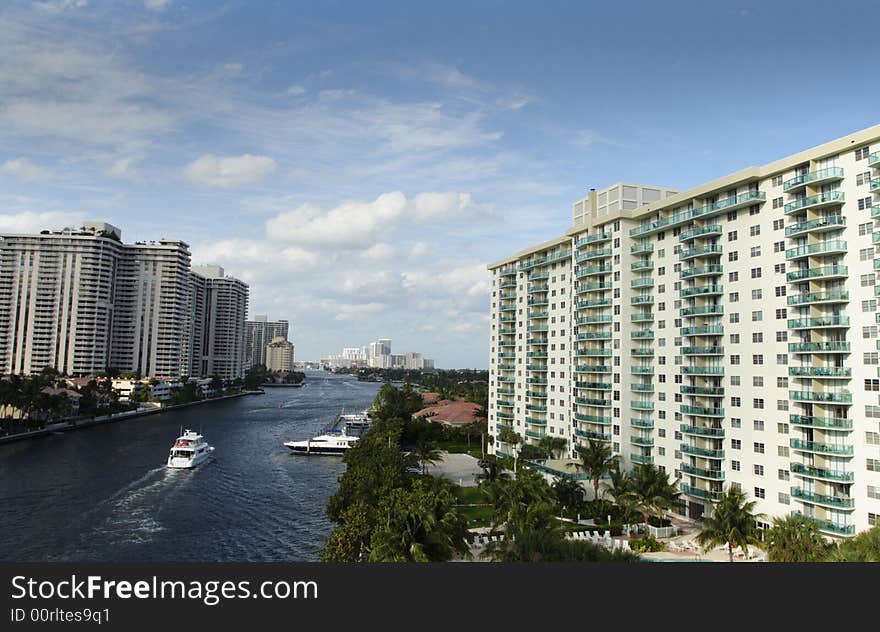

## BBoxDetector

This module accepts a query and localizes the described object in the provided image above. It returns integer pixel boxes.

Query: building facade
[265,336,294,372]
[245,315,289,369]
[192,266,249,382]
[488,125,880,539]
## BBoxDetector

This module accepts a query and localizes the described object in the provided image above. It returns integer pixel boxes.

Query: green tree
[764,514,831,562]
[539,436,568,460]
[551,477,584,515]
[621,464,680,530]
[414,439,442,475]
[603,464,637,524]
[574,439,618,501]
[826,524,880,562]
[694,486,765,562]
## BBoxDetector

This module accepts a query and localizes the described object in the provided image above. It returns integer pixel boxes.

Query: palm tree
[574,439,618,501]
[539,436,568,460]
[621,464,680,531]
[603,464,637,524]
[826,524,880,562]
[551,477,584,516]
[764,514,830,562]
[414,439,442,475]
[694,486,765,562]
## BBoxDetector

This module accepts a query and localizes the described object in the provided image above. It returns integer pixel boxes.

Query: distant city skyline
[1,1,879,367]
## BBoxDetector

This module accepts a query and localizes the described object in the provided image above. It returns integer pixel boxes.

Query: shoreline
[0,389,264,446]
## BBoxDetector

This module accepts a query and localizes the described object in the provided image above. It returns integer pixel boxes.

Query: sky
[0,0,878,368]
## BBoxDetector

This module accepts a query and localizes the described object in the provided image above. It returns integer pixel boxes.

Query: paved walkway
[426,452,483,487]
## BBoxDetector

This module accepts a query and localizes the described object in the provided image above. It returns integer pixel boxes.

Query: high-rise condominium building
[0,222,249,380]
[265,337,294,372]
[488,124,880,539]
[245,315,289,368]
[192,266,249,382]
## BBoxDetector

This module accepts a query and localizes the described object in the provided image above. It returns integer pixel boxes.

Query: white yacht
[166,429,214,469]
[284,430,360,455]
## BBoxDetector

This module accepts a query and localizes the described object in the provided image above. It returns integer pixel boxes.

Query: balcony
[576,298,613,309]
[525,390,547,399]
[791,487,855,509]
[527,325,549,332]
[631,348,654,357]
[497,363,516,371]
[631,400,654,410]
[789,438,853,456]
[681,265,723,279]
[632,329,655,339]
[680,245,723,261]
[575,381,612,390]
[519,249,572,270]
[631,366,654,375]
[524,429,546,440]
[528,284,549,294]
[681,346,724,356]
[872,179,880,192]
[525,416,547,426]
[577,248,613,261]
[631,383,654,392]
[870,151,880,167]
[631,454,654,465]
[782,167,845,192]
[680,424,725,437]
[525,351,547,358]
[785,215,845,238]
[785,240,847,260]
[788,414,852,429]
[791,512,855,536]
[631,260,654,272]
[575,428,612,442]
[576,315,612,324]
[788,341,850,354]
[527,310,548,319]
[574,413,612,424]
[631,295,654,305]
[680,484,722,502]
[631,278,654,289]
[681,305,723,317]
[575,348,612,357]
[526,364,547,372]
[499,302,517,312]
[680,405,724,417]
[631,242,654,255]
[498,266,517,276]
[630,435,654,446]
[575,365,612,374]
[629,191,765,237]
[630,418,654,428]
[681,365,724,375]
[787,291,848,306]
[788,366,851,379]
[681,325,724,336]
[526,377,547,385]
[496,399,514,408]
[680,443,724,459]
[679,225,722,242]
[526,403,547,412]
[577,331,612,340]
[784,191,845,215]
[528,271,549,281]
[575,232,612,247]
[631,313,654,322]
[680,463,724,480]
[789,390,852,404]
[786,265,848,283]
[577,264,613,277]
[680,385,725,397]
[680,285,723,298]
[787,316,849,330]
[527,336,548,344]
[790,463,854,482]
[578,282,612,294]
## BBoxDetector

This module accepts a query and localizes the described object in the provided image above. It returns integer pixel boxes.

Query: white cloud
[410,241,429,257]
[107,156,138,179]
[183,154,278,187]
[361,243,396,261]
[287,85,306,96]
[0,157,50,182]
[0,211,85,234]
[144,0,172,10]
[266,191,487,247]
[32,0,88,14]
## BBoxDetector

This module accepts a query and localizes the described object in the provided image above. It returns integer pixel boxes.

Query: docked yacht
[166,429,214,468]
[283,430,359,455]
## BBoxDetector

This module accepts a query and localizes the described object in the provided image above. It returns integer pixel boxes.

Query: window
[754,487,765,499]
[752,310,762,322]
[775,308,787,319]
[732,439,742,450]
[750,225,760,237]
[728,230,738,241]
[754,464,764,476]
[861,247,876,261]
[775,286,786,297]
[754,442,765,454]
[778,492,790,505]
[862,274,876,287]
[864,300,878,313]
[772,175,783,187]
[729,251,738,262]
[729,292,739,303]
[776,331,787,342]
[859,222,874,236]
[773,240,785,253]
[731,460,741,471]
[730,333,740,343]
[778,469,790,481]
[751,267,762,279]
[750,246,761,258]
[752,289,762,300]
[772,218,784,230]
[729,271,739,282]
[857,171,873,186]
[772,196,783,209]
[753,399,764,409]
[753,355,763,365]
[774,263,786,274]
[855,145,871,160]
[753,419,764,431]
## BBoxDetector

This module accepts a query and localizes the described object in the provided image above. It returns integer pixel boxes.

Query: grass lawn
[438,441,484,458]
[455,485,492,528]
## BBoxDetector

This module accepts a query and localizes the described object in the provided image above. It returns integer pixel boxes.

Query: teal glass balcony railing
[575,232,612,247]
[681,346,724,355]
[785,214,845,237]
[789,438,853,455]
[681,265,723,279]
[680,444,724,459]
[782,167,845,192]
[574,413,612,424]
[680,424,725,437]
[630,191,765,237]
[681,325,724,336]
[631,313,654,322]
[630,418,654,428]
[788,366,851,379]
[631,366,654,374]
[631,278,655,288]
[576,248,613,261]
[679,225,722,242]
[681,305,723,317]
[630,242,653,255]
[631,454,654,465]
[576,297,612,308]
[680,245,723,261]
[788,341,850,354]
[631,295,654,305]
[680,463,724,480]
[790,463,854,482]
[630,436,654,446]
[786,265,848,282]
[577,265,613,277]
[680,484,722,502]
[631,260,654,271]
[789,390,852,404]
[788,414,852,429]
[576,331,612,340]
[680,405,724,417]
[631,400,654,410]
[680,285,723,298]
[680,385,725,396]
[575,428,612,442]
[791,512,855,536]
[787,316,849,329]
[681,365,724,375]
[632,329,655,339]
[787,291,849,306]
[575,381,612,390]
[785,240,847,260]
[790,487,855,509]
[575,396,611,407]
[784,191,845,214]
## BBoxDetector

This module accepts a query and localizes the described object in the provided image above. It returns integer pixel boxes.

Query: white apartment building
[245,315,290,369]
[488,124,880,539]
[192,265,249,382]
[0,222,249,381]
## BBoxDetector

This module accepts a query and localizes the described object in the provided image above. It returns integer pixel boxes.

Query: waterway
[0,371,381,562]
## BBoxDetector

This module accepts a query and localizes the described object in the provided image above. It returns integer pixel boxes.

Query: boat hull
[166,448,213,469]
[283,442,349,456]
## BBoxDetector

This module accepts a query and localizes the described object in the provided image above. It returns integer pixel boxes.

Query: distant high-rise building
[245,315,289,368]
[192,265,248,382]
[266,337,294,372]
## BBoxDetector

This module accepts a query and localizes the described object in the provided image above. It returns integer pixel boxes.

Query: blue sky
[0,1,877,368]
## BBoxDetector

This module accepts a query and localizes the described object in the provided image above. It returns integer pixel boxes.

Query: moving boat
[166,429,214,468]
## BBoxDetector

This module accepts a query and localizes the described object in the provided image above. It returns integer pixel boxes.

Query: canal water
[0,371,381,562]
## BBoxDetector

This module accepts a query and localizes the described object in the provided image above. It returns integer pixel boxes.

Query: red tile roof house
[413,399,482,425]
